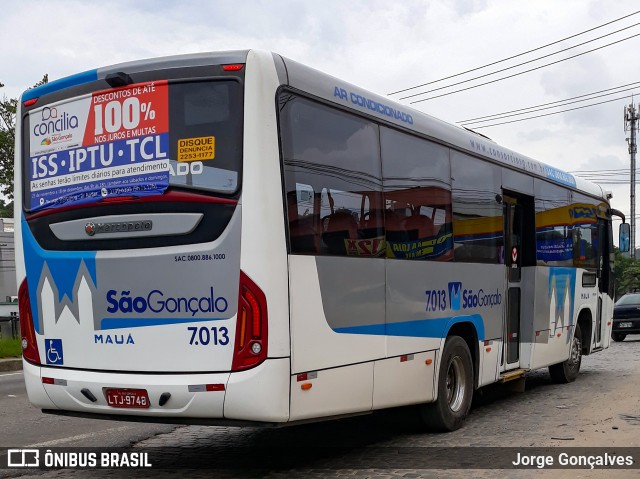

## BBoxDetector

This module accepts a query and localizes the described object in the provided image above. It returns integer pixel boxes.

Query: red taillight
[222,64,244,71]
[245,290,261,338]
[232,271,268,371]
[19,279,40,365]
[98,196,138,203]
[23,98,38,107]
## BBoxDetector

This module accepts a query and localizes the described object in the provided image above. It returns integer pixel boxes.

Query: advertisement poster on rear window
[27,81,170,211]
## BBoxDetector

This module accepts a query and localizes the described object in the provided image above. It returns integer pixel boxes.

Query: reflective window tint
[573,224,598,269]
[380,127,453,261]
[278,91,595,268]
[570,192,606,270]
[286,182,318,254]
[451,151,503,264]
[168,81,243,194]
[534,180,571,266]
[279,94,383,256]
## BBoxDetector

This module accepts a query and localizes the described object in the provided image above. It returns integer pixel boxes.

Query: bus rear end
[15,51,291,424]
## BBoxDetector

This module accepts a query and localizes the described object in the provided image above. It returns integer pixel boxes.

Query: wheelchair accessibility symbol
[46,339,64,365]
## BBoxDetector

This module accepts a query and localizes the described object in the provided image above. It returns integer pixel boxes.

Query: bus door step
[499,369,527,383]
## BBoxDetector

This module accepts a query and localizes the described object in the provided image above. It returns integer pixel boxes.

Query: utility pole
[625,103,639,258]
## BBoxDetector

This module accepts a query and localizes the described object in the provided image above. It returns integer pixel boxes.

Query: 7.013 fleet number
[187,326,229,346]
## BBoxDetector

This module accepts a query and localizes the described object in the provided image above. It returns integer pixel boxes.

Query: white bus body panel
[529,268,592,370]
[240,50,291,360]
[478,339,501,387]
[28,362,229,418]
[288,256,386,374]
[372,351,436,409]
[26,357,290,421]
[223,358,290,422]
[290,362,373,421]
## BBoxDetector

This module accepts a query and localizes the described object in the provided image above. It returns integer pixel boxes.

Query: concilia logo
[106,288,229,316]
[33,106,79,137]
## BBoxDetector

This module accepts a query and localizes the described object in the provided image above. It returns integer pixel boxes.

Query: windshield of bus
[23,79,243,212]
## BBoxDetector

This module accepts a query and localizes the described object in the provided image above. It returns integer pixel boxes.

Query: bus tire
[611,332,626,342]
[420,335,473,432]
[549,324,582,384]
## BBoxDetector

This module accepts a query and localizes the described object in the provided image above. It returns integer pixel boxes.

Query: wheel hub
[446,356,466,412]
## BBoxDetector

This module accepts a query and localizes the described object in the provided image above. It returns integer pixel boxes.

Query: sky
[1,0,640,241]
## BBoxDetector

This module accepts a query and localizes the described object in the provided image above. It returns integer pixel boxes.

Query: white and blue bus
[15,50,628,431]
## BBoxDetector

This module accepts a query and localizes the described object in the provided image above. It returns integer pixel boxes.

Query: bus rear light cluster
[222,64,244,71]
[232,271,268,371]
[42,377,67,386]
[18,279,40,365]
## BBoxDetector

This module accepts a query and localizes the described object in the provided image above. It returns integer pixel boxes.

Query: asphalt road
[0,371,174,449]
[0,372,24,398]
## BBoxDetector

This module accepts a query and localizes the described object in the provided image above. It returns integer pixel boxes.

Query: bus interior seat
[359,209,385,239]
[404,214,436,240]
[289,217,319,254]
[321,210,358,254]
[384,210,410,243]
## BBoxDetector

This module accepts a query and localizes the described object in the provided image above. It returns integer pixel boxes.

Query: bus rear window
[167,81,242,194]
[23,79,243,212]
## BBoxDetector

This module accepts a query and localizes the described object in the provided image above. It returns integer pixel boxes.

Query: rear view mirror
[620,223,630,253]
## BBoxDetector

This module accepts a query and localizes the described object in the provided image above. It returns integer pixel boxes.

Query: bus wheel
[420,335,473,432]
[611,333,626,342]
[549,324,582,384]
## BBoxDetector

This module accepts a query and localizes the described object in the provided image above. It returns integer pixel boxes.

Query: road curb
[0,358,23,372]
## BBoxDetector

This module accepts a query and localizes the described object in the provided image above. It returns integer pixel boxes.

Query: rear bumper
[612,318,640,335]
[24,357,290,423]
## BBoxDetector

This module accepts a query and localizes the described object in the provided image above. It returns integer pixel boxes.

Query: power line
[461,92,632,128]
[576,171,639,176]
[569,167,637,173]
[400,22,640,101]
[409,31,640,104]
[388,10,640,96]
[461,86,640,125]
[458,81,640,124]
[578,175,638,179]
[581,180,639,184]
[575,169,640,174]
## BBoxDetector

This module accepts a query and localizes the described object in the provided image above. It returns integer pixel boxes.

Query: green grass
[0,339,22,358]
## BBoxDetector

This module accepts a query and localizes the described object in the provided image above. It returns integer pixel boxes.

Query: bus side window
[322,210,359,255]
[404,213,436,241]
[279,94,382,258]
[287,186,320,255]
[380,127,453,261]
[360,208,385,239]
[534,181,571,266]
[451,151,502,264]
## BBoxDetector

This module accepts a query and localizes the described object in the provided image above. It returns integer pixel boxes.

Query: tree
[614,249,640,298]
[0,75,48,217]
